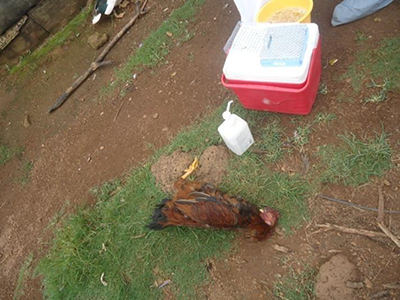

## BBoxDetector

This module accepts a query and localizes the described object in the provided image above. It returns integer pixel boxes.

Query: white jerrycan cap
[222,100,234,120]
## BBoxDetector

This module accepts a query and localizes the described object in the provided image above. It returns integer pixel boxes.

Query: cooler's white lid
[223,23,320,84]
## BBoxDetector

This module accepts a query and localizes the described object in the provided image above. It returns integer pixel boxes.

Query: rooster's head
[259,208,280,227]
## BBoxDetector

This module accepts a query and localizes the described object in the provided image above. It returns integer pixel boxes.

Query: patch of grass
[254,119,285,162]
[10,7,91,74]
[319,132,392,186]
[222,153,310,233]
[0,144,13,166]
[17,161,34,185]
[343,37,400,93]
[90,178,122,201]
[274,266,316,300]
[0,144,24,166]
[37,165,234,300]
[14,253,34,300]
[109,0,205,93]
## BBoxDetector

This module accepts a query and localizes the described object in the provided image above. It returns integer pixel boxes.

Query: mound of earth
[315,254,360,300]
[151,146,230,194]
[196,145,230,185]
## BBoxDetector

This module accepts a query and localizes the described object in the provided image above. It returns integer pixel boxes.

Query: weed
[274,266,316,300]
[14,253,34,300]
[317,83,328,95]
[313,113,336,125]
[17,161,34,185]
[319,132,392,186]
[362,78,392,104]
[187,52,195,61]
[10,7,91,74]
[291,125,312,153]
[355,30,368,43]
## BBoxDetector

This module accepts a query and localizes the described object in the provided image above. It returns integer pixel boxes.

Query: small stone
[143,115,147,118]
[171,72,177,77]
[100,146,105,150]
[153,113,159,119]
[166,31,173,37]
[383,180,390,187]
[23,113,31,127]
[100,112,104,116]
[88,32,109,49]
[162,127,168,132]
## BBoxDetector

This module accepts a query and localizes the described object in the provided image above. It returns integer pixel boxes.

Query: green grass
[0,144,24,166]
[17,161,34,185]
[106,0,205,94]
[253,119,285,162]
[37,164,234,300]
[343,37,400,93]
[222,153,309,233]
[36,101,310,299]
[274,267,316,300]
[14,253,34,300]
[362,79,392,104]
[319,132,392,186]
[10,7,91,74]
[0,144,13,166]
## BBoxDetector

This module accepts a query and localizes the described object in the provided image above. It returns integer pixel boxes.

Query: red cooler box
[222,23,322,115]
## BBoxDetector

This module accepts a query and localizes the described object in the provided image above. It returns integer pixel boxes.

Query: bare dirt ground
[0,0,399,299]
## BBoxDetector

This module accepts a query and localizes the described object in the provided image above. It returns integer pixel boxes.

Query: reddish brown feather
[148,179,279,241]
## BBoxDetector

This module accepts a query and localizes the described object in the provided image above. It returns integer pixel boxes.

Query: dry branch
[377,185,384,222]
[377,222,400,249]
[315,223,387,238]
[49,0,148,113]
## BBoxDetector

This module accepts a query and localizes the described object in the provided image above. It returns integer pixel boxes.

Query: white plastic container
[233,0,271,23]
[223,23,320,84]
[218,101,254,156]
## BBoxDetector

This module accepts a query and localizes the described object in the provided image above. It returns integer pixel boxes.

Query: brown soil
[0,0,399,299]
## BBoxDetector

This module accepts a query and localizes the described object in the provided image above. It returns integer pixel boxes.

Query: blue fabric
[331,0,393,27]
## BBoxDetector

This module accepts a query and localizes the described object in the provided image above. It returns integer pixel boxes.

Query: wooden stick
[113,101,125,122]
[382,283,400,289]
[377,222,400,249]
[315,223,387,238]
[48,0,148,113]
[377,185,384,222]
[49,61,112,112]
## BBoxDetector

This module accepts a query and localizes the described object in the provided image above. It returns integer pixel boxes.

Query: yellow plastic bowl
[256,0,313,23]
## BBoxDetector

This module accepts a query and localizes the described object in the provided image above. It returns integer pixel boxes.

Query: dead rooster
[148,158,279,241]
